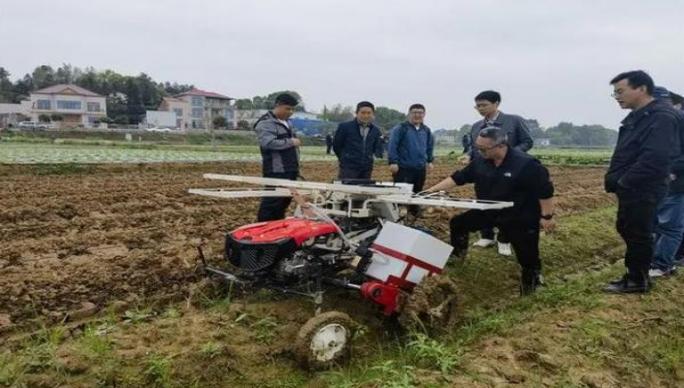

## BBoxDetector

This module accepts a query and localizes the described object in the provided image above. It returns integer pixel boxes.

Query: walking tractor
[189,174,512,369]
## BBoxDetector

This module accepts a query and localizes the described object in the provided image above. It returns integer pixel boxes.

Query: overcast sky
[1,0,683,129]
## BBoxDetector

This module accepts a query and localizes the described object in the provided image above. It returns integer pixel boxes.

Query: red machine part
[360,281,402,316]
[230,218,338,245]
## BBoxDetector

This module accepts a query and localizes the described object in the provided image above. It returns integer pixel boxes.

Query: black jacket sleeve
[332,123,346,157]
[518,160,554,199]
[618,112,678,189]
[450,162,475,186]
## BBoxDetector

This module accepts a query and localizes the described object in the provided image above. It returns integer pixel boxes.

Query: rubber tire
[294,311,355,370]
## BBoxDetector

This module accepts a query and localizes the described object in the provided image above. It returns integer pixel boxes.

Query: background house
[174,88,235,129]
[29,84,106,128]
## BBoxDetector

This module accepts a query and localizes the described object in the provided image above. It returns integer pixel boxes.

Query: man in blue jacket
[388,103,434,216]
[604,71,679,293]
[333,101,384,180]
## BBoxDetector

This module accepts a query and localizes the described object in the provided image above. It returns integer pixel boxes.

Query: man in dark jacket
[467,90,534,257]
[603,71,679,293]
[388,103,435,216]
[333,101,384,180]
[254,93,301,221]
[426,126,555,295]
[649,87,684,277]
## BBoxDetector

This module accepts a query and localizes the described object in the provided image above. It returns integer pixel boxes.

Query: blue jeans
[653,193,684,271]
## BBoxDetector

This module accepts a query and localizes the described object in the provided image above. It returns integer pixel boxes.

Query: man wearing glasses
[604,70,679,293]
[426,126,555,295]
[466,90,534,257]
[387,103,435,217]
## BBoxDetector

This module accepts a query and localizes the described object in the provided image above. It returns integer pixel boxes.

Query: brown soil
[0,162,612,330]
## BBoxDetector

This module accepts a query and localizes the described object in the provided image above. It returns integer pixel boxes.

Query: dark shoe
[450,235,469,259]
[520,270,542,296]
[603,274,650,294]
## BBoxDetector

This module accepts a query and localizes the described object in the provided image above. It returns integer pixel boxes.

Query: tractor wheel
[294,311,355,370]
[398,274,459,332]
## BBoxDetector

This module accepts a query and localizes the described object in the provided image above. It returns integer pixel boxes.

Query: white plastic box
[365,221,453,286]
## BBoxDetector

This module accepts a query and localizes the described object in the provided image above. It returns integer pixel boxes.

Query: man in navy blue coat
[333,101,384,180]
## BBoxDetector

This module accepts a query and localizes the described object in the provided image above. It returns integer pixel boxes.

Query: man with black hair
[254,93,302,221]
[388,103,434,216]
[468,90,534,257]
[604,70,679,293]
[333,101,384,180]
[426,126,555,295]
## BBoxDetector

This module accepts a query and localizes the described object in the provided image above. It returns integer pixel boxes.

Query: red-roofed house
[29,84,107,128]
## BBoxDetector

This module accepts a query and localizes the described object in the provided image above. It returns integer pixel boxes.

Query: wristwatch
[541,213,554,220]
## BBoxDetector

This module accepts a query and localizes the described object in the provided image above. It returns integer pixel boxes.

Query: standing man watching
[333,101,384,180]
[426,126,555,295]
[648,87,684,278]
[468,90,534,256]
[254,93,301,221]
[388,103,434,216]
[604,71,679,293]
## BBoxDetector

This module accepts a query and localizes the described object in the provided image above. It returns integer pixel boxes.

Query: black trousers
[338,166,373,180]
[394,166,427,215]
[450,210,541,273]
[257,171,298,222]
[326,144,332,154]
[615,195,660,280]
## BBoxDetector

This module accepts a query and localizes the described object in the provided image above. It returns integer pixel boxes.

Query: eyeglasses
[475,144,500,154]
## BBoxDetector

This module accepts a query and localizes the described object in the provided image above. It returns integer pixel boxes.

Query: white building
[29,84,107,128]
[0,101,31,128]
[145,110,177,128]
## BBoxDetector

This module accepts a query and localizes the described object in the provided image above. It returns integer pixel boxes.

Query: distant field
[0,143,336,164]
[0,138,612,165]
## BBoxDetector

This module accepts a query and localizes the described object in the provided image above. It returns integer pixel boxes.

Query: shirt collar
[486,111,501,124]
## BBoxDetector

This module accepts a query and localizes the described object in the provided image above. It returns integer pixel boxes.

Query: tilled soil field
[0,161,612,332]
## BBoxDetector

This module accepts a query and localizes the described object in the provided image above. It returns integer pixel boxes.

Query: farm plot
[0,161,612,329]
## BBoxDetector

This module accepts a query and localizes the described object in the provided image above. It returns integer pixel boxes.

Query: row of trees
[319,104,407,131]
[0,64,194,125]
[449,119,617,147]
[235,91,306,112]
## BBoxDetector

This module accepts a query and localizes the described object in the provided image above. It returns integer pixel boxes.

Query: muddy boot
[520,270,541,296]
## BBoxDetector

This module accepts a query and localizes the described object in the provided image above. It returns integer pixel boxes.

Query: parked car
[147,127,173,133]
[18,121,51,130]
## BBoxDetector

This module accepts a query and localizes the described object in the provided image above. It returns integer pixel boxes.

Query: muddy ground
[7,161,684,388]
[0,161,612,331]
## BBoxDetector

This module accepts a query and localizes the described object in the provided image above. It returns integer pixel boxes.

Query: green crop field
[0,137,613,165]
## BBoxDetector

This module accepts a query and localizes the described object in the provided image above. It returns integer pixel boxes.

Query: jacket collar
[403,121,429,131]
[490,111,504,125]
[354,119,377,130]
[622,99,664,126]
